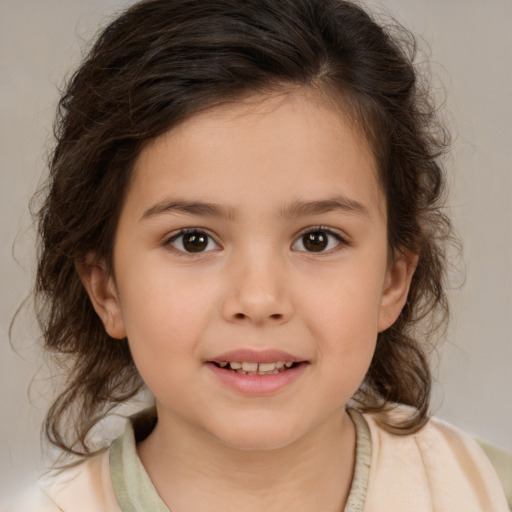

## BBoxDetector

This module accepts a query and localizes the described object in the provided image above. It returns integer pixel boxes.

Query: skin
[80,90,416,512]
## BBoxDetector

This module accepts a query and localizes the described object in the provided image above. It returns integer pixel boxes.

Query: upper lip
[209,349,304,364]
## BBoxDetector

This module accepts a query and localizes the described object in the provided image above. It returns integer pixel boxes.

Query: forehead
[128,90,385,219]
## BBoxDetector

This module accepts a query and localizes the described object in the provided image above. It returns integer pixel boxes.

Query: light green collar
[110,407,371,512]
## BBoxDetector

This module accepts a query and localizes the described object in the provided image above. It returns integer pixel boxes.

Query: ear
[76,255,127,339]
[377,249,418,332]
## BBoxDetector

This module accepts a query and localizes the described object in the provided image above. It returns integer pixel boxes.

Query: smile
[207,349,307,394]
[214,361,296,375]
[207,356,308,395]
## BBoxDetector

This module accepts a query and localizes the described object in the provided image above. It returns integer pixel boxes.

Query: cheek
[304,268,385,339]
[118,274,217,405]
[115,260,219,364]
[314,300,378,402]
[298,260,385,381]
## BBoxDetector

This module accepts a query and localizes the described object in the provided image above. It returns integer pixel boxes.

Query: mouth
[206,351,308,394]
[211,360,300,375]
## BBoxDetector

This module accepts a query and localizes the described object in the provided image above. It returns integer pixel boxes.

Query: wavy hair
[34,0,451,456]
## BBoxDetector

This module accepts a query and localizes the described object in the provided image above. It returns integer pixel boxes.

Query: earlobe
[76,255,127,339]
[377,250,418,332]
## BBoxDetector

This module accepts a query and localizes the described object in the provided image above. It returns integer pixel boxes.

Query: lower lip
[206,362,308,395]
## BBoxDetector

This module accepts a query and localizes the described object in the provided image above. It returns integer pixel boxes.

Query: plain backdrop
[1,0,511,503]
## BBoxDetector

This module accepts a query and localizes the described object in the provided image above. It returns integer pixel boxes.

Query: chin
[207,417,308,452]
[219,433,300,452]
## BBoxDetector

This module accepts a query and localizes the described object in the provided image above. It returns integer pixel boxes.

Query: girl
[24,0,508,510]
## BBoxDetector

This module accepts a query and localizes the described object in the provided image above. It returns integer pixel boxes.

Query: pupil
[303,231,328,252]
[183,232,208,252]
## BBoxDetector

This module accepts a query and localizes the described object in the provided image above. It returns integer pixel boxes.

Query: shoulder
[16,450,121,512]
[360,406,509,512]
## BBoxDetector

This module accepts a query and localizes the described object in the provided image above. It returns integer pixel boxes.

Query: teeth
[258,362,277,372]
[221,361,296,374]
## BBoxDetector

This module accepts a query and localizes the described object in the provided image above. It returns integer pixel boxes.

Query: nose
[221,250,293,326]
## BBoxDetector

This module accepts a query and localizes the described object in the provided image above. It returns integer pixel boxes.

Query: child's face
[84,90,414,450]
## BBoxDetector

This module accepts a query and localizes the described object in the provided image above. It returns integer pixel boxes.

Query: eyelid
[163,227,221,254]
[291,225,349,253]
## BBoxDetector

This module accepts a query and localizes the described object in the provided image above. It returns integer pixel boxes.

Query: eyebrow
[141,195,370,221]
[280,196,371,219]
[141,199,236,221]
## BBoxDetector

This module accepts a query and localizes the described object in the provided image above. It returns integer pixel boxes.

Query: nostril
[269,313,283,320]
[234,313,246,320]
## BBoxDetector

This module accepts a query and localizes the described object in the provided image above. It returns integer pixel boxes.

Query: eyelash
[164,228,221,255]
[163,226,348,255]
[292,226,349,254]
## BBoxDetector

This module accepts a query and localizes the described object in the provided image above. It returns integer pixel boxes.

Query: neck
[137,407,356,512]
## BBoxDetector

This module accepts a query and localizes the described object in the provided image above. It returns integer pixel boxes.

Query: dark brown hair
[35,0,451,456]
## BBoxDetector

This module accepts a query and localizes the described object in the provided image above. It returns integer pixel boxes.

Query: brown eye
[292,228,346,253]
[182,232,208,252]
[303,231,328,252]
[167,230,220,253]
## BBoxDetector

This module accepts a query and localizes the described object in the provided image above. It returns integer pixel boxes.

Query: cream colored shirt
[17,407,509,511]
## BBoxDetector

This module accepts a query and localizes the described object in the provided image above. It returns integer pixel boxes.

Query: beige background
[1,0,511,502]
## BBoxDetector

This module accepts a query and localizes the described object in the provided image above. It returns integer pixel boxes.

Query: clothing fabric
[17,406,508,511]
[476,438,512,507]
